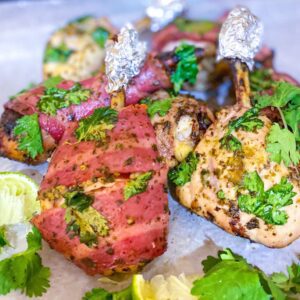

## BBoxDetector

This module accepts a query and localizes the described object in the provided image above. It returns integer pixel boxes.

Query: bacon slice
[33,105,169,275]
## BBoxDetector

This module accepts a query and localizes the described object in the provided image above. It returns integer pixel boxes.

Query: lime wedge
[0,172,40,226]
[132,274,155,300]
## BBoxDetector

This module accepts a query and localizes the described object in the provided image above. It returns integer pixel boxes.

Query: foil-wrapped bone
[105,24,147,93]
[217,6,263,70]
[146,0,186,32]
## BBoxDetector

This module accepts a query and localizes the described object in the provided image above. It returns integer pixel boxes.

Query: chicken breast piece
[43,16,116,81]
[176,104,300,248]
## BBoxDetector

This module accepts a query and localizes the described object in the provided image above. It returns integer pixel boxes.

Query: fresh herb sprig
[124,172,153,200]
[44,43,73,63]
[141,97,173,118]
[13,113,44,159]
[64,191,109,247]
[0,227,51,297]
[171,44,199,93]
[256,81,300,166]
[192,248,286,300]
[238,171,295,225]
[38,82,91,116]
[220,107,264,152]
[92,27,110,48]
[75,107,118,142]
[168,152,199,186]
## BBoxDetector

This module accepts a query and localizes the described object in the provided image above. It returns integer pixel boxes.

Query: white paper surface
[0,0,300,299]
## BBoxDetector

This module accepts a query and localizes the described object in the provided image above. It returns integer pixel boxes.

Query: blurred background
[0,0,299,102]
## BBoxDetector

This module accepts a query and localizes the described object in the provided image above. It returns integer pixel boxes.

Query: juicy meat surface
[176,104,300,248]
[150,93,214,167]
[33,105,169,275]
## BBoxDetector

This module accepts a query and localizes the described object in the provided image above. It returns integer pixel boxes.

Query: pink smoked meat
[33,104,169,275]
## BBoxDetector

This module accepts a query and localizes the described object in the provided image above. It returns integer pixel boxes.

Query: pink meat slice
[33,170,168,275]
[41,105,162,190]
[33,104,169,275]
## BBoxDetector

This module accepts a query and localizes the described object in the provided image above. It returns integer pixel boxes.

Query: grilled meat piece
[176,102,300,248]
[149,92,214,167]
[33,105,169,275]
[43,16,116,81]
[0,46,210,164]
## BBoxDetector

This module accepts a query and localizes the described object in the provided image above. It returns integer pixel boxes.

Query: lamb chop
[32,104,169,275]
[172,7,300,248]
[0,44,212,165]
[152,13,274,94]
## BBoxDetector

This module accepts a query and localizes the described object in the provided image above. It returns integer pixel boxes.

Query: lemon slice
[132,274,155,300]
[0,172,40,226]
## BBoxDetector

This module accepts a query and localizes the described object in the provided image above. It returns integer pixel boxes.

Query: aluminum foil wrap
[146,0,186,32]
[217,6,263,69]
[105,24,147,93]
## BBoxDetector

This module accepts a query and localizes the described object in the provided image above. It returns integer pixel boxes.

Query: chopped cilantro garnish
[83,286,131,300]
[168,152,199,186]
[69,15,93,24]
[124,172,153,200]
[38,82,91,116]
[250,69,275,94]
[44,43,73,63]
[64,191,93,212]
[64,191,109,247]
[92,27,110,48]
[13,113,44,159]
[141,97,173,118]
[220,107,264,152]
[238,171,295,225]
[217,190,225,200]
[0,227,51,297]
[75,107,118,142]
[171,43,199,93]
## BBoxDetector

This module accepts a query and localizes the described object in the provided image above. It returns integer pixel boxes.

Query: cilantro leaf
[192,260,270,299]
[168,152,199,186]
[69,15,93,25]
[92,27,110,48]
[38,82,91,116]
[82,286,132,300]
[220,107,264,152]
[44,43,73,63]
[271,263,300,295]
[64,191,93,212]
[0,227,50,297]
[193,248,285,300]
[0,226,10,252]
[13,113,44,159]
[76,107,118,142]
[257,81,300,109]
[123,172,153,200]
[171,43,199,93]
[65,207,109,247]
[266,123,300,166]
[216,190,225,200]
[238,172,295,225]
[43,76,63,89]
[283,105,300,141]
[220,134,242,152]
[141,98,173,118]
[250,68,275,93]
